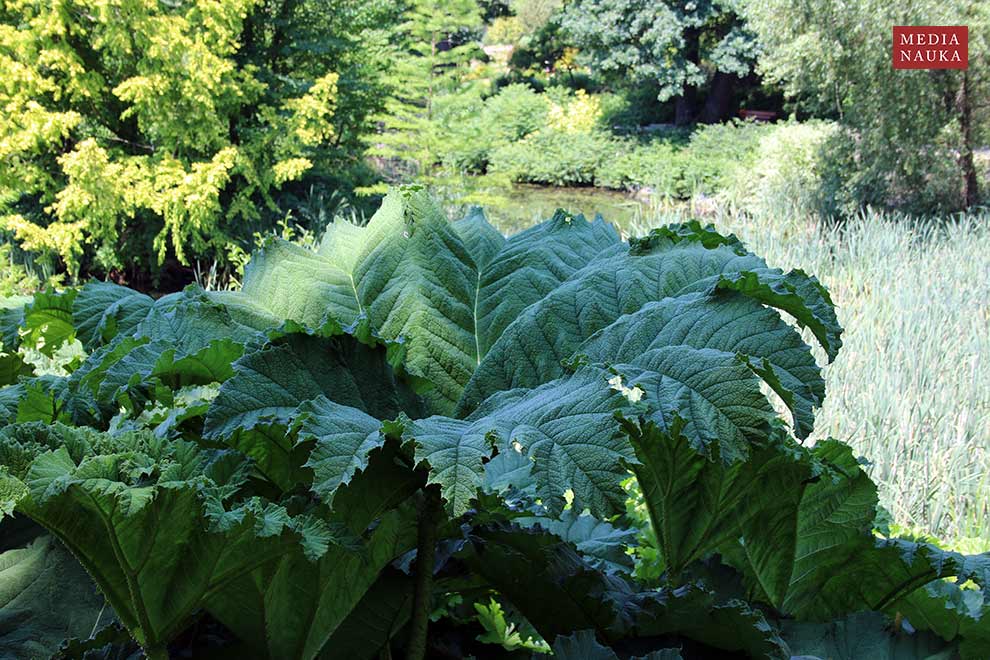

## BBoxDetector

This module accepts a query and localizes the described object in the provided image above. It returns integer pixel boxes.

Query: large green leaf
[321,569,415,660]
[619,415,814,577]
[724,440,876,613]
[468,209,620,357]
[353,190,479,413]
[466,366,633,517]
[458,233,837,415]
[0,423,325,655]
[401,414,496,516]
[517,508,637,574]
[19,289,78,356]
[0,535,111,659]
[203,326,423,441]
[450,206,505,271]
[205,440,423,660]
[893,579,990,660]
[67,288,270,416]
[295,396,385,505]
[234,238,363,328]
[578,293,825,439]
[715,268,841,361]
[72,281,153,350]
[723,440,990,621]
[0,385,24,425]
[616,346,777,461]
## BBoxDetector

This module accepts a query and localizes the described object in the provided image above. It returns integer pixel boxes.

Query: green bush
[489,129,615,185]
[679,119,775,194]
[437,84,550,173]
[486,116,781,195]
[592,139,683,193]
[816,124,969,218]
[721,120,839,218]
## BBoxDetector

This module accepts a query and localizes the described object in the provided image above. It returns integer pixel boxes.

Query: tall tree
[745,0,989,213]
[0,0,395,285]
[369,0,483,183]
[560,0,758,124]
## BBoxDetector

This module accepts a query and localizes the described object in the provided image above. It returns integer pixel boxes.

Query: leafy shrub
[721,120,839,218]
[437,84,550,172]
[485,113,778,196]
[545,88,602,133]
[816,123,970,218]
[484,16,526,44]
[0,189,988,658]
[597,84,676,128]
[0,0,392,282]
[679,119,775,194]
[593,139,684,193]
[489,128,616,185]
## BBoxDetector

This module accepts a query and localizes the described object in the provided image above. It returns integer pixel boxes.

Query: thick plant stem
[144,646,169,660]
[405,489,441,660]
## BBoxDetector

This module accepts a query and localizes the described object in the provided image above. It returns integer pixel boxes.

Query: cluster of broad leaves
[0,188,987,659]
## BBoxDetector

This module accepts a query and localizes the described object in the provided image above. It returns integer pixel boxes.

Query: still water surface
[466,184,653,235]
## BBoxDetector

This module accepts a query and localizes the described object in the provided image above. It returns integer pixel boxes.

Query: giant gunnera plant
[0,188,987,659]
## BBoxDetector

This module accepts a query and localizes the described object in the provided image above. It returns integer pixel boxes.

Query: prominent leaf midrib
[346,272,363,316]
[472,269,482,365]
[637,364,766,443]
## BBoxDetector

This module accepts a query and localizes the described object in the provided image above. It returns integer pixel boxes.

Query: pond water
[471,184,654,235]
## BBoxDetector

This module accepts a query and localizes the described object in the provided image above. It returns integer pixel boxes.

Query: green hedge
[435,85,842,215]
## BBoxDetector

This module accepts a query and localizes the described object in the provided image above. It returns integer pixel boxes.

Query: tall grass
[627,204,990,544]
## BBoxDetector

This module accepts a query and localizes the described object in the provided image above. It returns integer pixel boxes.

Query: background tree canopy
[0,0,395,286]
[0,0,986,291]
[560,0,758,124]
[744,0,989,214]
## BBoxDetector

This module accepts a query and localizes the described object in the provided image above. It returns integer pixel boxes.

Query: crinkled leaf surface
[234,238,363,329]
[619,416,814,577]
[203,328,423,441]
[214,193,620,415]
[326,364,634,518]
[72,281,153,350]
[0,535,110,659]
[723,440,990,621]
[296,396,385,504]
[205,440,422,660]
[467,209,620,358]
[517,508,637,574]
[458,229,840,420]
[0,423,322,652]
[579,293,825,439]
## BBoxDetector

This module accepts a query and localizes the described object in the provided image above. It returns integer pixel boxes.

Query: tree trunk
[956,69,979,209]
[674,91,696,126]
[700,72,736,124]
[673,27,701,126]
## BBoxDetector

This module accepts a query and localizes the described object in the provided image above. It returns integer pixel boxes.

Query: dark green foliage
[0,190,986,658]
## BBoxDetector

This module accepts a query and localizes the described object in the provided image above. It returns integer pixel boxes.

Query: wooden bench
[739,109,778,122]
